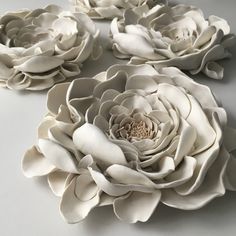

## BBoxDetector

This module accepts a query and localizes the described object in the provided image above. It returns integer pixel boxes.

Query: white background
[0,0,236,235]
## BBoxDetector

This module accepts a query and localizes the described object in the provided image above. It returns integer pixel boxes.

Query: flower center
[124,121,154,140]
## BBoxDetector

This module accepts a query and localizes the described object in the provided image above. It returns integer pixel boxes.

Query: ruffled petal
[161,146,229,210]
[73,123,127,168]
[22,146,55,177]
[38,139,79,173]
[48,171,74,197]
[60,177,100,223]
[114,190,161,223]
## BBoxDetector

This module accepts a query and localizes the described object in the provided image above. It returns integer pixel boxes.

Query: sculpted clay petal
[47,83,71,115]
[203,61,224,80]
[114,190,161,223]
[38,139,79,173]
[186,95,216,155]
[75,174,99,201]
[157,83,191,119]
[174,119,197,165]
[22,146,55,178]
[14,56,64,73]
[110,3,235,79]
[73,123,127,168]
[48,171,74,197]
[161,147,229,210]
[113,33,157,60]
[60,177,100,223]
[106,164,154,187]
[0,5,101,90]
[175,113,222,195]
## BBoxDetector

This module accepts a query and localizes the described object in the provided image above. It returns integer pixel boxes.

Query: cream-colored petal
[38,139,78,173]
[38,116,56,139]
[93,71,127,98]
[203,61,224,80]
[75,174,99,201]
[48,126,83,160]
[89,168,154,197]
[113,33,157,60]
[106,164,154,187]
[209,15,230,34]
[174,119,197,165]
[175,113,221,195]
[113,190,161,223]
[125,75,158,93]
[67,77,100,101]
[161,146,229,210]
[48,171,74,197]
[47,82,70,115]
[73,123,127,168]
[14,56,64,73]
[60,177,100,223]
[157,83,191,119]
[187,95,216,155]
[22,146,55,178]
[154,156,197,189]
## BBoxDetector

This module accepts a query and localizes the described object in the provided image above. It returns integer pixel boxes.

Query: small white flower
[0,5,102,90]
[69,0,167,19]
[110,4,236,79]
[22,64,236,223]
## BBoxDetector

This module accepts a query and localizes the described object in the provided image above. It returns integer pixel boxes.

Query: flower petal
[114,190,161,223]
[60,177,100,223]
[106,164,154,187]
[14,56,64,73]
[157,83,191,119]
[22,146,55,177]
[47,82,70,115]
[186,95,216,155]
[174,118,197,165]
[73,123,127,168]
[203,61,224,80]
[113,33,157,60]
[75,174,99,201]
[161,146,229,210]
[48,171,74,197]
[175,113,221,195]
[38,139,78,173]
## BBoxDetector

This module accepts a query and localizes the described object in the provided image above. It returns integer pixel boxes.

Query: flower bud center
[125,120,154,140]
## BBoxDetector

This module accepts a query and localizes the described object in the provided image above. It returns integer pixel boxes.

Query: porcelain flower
[0,5,102,90]
[69,0,167,19]
[22,64,236,223]
[110,4,236,79]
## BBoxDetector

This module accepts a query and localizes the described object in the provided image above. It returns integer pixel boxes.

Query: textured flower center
[120,120,155,141]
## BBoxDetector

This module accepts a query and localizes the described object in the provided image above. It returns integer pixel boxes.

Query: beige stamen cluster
[125,121,155,140]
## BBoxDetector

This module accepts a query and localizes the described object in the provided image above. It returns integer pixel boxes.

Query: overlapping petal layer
[22,64,236,223]
[69,0,167,19]
[0,4,102,90]
[110,4,236,79]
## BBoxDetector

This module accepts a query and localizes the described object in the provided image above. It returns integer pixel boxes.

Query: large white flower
[22,64,236,223]
[110,4,236,79]
[69,0,167,19]
[0,5,102,90]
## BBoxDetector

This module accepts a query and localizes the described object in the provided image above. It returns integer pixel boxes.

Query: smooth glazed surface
[0,0,236,235]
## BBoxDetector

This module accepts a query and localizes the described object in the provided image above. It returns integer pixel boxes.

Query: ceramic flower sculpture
[110,4,236,79]
[69,0,167,19]
[0,5,102,90]
[22,64,236,223]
